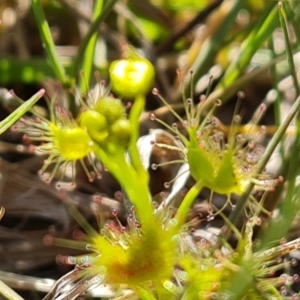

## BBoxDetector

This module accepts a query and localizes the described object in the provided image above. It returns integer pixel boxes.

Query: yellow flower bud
[109,53,155,98]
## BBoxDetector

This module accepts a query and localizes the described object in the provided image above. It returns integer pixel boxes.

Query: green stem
[71,0,118,79]
[0,89,45,135]
[80,0,103,94]
[93,146,154,225]
[129,94,149,181]
[279,2,300,98]
[30,0,69,87]
[257,140,300,251]
[174,179,203,230]
[0,281,24,300]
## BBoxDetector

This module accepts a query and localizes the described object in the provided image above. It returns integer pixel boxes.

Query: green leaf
[0,89,45,135]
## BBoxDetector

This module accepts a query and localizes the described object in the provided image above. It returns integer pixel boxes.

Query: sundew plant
[2,1,300,300]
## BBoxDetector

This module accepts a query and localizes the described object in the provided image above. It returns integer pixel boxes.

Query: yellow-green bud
[79,110,108,143]
[109,56,155,98]
[94,97,125,125]
[109,118,132,147]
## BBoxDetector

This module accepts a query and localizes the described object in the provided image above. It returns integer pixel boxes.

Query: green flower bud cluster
[14,46,155,184]
[79,96,131,150]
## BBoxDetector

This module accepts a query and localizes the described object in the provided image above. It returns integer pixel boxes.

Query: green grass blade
[183,0,244,95]
[80,0,104,94]
[216,3,278,91]
[256,1,300,251]
[282,0,300,47]
[30,0,69,87]
[71,0,118,79]
[278,2,300,97]
[257,142,300,251]
[0,89,45,135]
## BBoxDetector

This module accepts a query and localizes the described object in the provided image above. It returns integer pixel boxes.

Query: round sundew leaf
[51,125,93,161]
[92,225,175,286]
[109,58,155,98]
[213,149,245,195]
[187,147,214,185]
[79,110,108,143]
[94,96,125,125]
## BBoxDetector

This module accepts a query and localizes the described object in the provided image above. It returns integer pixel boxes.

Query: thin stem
[129,95,149,181]
[174,179,203,230]
[279,2,300,98]
[80,0,103,94]
[30,0,69,87]
[71,0,118,79]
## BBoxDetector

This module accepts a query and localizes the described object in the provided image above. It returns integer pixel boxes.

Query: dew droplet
[278,176,284,183]
[237,90,245,99]
[292,294,299,300]
[291,258,298,267]
[280,237,287,244]
[279,273,287,284]
[260,125,266,134]
[163,280,176,292]
[92,193,103,203]
[215,99,222,106]
[151,163,158,170]
[44,234,54,246]
[152,88,159,95]
[280,286,287,296]
[114,191,124,202]
[186,98,192,105]
[259,103,266,112]
[200,238,207,245]
[183,120,189,128]
[160,191,166,199]
[199,94,206,103]
[150,113,156,121]
[248,140,255,149]
[233,115,241,124]
[178,270,188,280]
[164,182,170,189]
[56,254,66,265]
